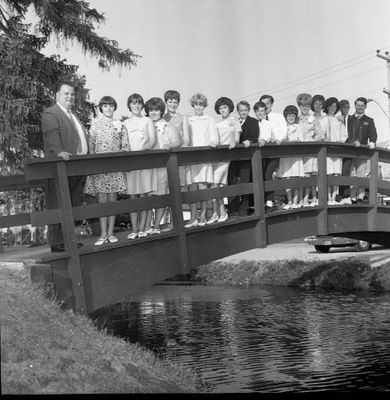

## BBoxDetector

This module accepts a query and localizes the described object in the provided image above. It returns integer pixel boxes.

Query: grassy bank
[0,266,201,394]
[195,258,390,291]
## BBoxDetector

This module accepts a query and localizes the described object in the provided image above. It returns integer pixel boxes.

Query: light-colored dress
[298,114,324,174]
[83,118,128,196]
[123,115,155,195]
[188,114,218,184]
[164,112,191,186]
[152,119,173,195]
[277,124,305,178]
[213,116,241,185]
[323,116,348,175]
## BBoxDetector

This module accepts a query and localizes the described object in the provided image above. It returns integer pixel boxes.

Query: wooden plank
[181,183,253,204]
[54,162,87,314]
[327,176,370,187]
[30,209,61,227]
[317,146,328,234]
[251,147,267,247]
[0,213,30,229]
[72,195,171,221]
[264,176,317,191]
[0,175,45,191]
[167,153,189,274]
[368,150,379,231]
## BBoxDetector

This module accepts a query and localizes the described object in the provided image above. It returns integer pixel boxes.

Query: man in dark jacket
[347,97,377,203]
[41,81,88,251]
[227,100,259,216]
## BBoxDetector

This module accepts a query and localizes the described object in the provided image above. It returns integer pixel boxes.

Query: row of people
[41,82,377,251]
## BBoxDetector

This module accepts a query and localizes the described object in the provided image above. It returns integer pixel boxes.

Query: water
[92,284,390,392]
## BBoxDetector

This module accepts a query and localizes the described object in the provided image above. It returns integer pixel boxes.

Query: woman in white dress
[144,97,181,233]
[207,97,241,224]
[278,105,305,209]
[186,93,219,227]
[323,97,348,205]
[123,93,156,239]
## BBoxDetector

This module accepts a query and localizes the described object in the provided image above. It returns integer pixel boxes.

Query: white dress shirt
[57,102,88,155]
[258,119,273,142]
[267,112,287,142]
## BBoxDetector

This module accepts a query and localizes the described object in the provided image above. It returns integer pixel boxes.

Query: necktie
[266,115,269,121]
[67,110,82,153]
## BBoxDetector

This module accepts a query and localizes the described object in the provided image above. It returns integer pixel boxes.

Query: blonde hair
[296,93,312,106]
[190,92,208,107]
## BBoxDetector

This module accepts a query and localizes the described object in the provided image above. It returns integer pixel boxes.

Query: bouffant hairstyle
[214,97,234,114]
[311,94,325,111]
[259,94,274,104]
[190,92,208,107]
[253,101,267,112]
[127,93,144,109]
[236,100,250,111]
[283,105,299,122]
[55,80,75,93]
[355,97,368,106]
[324,97,340,115]
[296,93,312,106]
[164,90,180,103]
[339,99,350,108]
[144,97,166,117]
[98,96,117,112]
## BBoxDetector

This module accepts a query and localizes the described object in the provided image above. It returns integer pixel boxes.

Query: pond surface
[92,284,390,392]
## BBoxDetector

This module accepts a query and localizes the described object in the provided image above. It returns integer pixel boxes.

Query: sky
[37,0,390,142]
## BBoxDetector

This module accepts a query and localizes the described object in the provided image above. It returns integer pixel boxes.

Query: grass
[195,258,390,291]
[0,265,202,394]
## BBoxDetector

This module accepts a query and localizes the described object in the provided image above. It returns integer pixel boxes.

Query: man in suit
[259,94,287,209]
[41,81,89,252]
[227,100,259,216]
[347,97,377,203]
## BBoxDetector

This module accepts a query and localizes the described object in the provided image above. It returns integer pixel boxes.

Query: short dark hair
[324,97,340,115]
[127,93,144,110]
[144,97,166,117]
[355,97,368,106]
[311,94,325,111]
[339,99,350,108]
[253,101,267,112]
[98,96,117,112]
[56,80,75,93]
[164,90,180,103]
[283,105,299,121]
[214,97,234,114]
[236,100,250,111]
[259,94,274,104]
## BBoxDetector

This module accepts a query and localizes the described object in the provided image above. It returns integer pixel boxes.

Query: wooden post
[54,162,87,314]
[167,153,190,273]
[317,146,328,235]
[251,147,267,247]
[368,150,379,230]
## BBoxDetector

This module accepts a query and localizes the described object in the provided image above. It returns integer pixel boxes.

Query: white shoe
[198,220,206,227]
[138,231,147,238]
[145,228,154,235]
[302,202,310,207]
[266,200,273,208]
[282,204,292,210]
[309,201,316,207]
[343,197,352,205]
[151,228,161,234]
[291,204,299,209]
[218,214,229,223]
[185,220,198,228]
[206,215,219,224]
[127,232,138,240]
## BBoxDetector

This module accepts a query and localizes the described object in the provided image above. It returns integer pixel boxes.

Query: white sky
[38,0,390,142]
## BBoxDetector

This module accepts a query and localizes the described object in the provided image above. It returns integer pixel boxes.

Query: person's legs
[227,160,241,214]
[339,158,352,199]
[153,208,166,231]
[138,193,148,233]
[198,183,208,224]
[129,194,139,236]
[97,193,108,238]
[264,158,279,204]
[189,183,198,224]
[107,192,117,237]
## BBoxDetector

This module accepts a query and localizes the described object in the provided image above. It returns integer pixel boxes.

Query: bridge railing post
[166,152,190,273]
[251,147,267,248]
[317,146,328,235]
[368,149,379,230]
[54,161,87,314]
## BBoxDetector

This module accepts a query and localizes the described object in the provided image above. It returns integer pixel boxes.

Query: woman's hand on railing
[209,141,218,148]
[354,140,361,147]
[258,139,266,147]
[369,142,376,149]
[57,151,72,161]
[228,142,236,149]
[243,140,251,148]
[275,140,282,145]
[162,143,171,150]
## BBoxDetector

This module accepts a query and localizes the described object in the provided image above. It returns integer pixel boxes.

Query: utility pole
[376,50,390,126]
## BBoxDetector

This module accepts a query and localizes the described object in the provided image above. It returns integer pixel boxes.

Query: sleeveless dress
[123,115,156,195]
[164,112,192,186]
[277,124,305,178]
[188,114,219,184]
[213,116,242,185]
[323,116,348,175]
[83,118,128,195]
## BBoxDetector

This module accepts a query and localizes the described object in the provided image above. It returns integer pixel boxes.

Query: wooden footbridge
[2,142,390,314]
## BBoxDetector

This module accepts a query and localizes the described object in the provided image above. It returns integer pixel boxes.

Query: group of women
[83,90,365,246]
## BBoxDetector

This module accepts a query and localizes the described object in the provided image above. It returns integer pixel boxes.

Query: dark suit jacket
[240,116,259,143]
[41,103,88,157]
[347,114,377,145]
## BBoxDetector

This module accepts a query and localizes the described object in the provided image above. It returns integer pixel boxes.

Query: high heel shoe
[185,220,198,228]
[206,215,219,224]
[218,214,229,223]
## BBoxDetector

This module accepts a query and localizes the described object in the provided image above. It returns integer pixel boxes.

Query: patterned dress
[83,118,128,196]
[277,124,305,178]
[214,116,241,185]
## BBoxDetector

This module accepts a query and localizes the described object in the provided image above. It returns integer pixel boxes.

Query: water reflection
[92,285,390,392]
